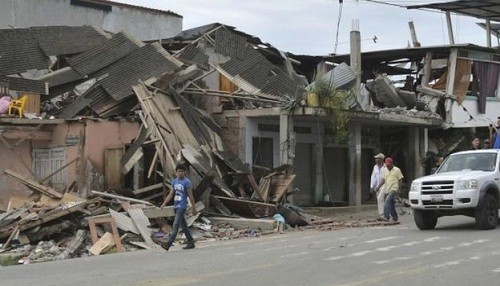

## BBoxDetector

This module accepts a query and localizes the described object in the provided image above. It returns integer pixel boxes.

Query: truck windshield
[438,153,498,173]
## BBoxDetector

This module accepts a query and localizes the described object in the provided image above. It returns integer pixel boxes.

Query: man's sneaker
[377,216,388,221]
[182,241,195,250]
[161,242,170,251]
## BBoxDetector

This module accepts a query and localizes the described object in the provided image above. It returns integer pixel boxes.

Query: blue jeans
[166,208,194,246]
[383,191,398,221]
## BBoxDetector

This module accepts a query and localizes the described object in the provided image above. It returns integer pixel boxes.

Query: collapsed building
[2,0,499,259]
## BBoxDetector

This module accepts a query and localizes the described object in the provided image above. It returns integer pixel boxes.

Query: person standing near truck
[379,157,404,222]
[370,153,387,219]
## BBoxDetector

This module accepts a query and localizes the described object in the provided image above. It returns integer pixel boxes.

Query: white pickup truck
[409,149,500,230]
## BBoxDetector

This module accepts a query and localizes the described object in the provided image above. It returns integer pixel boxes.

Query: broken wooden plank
[121,125,151,174]
[56,229,87,259]
[416,85,446,97]
[4,169,63,199]
[2,226,19,250]
[215,196,277,218]
[91,190,153,205]
[126,207,155,246]
[0,202,88,239]
[87,215,125,253]
[269,174,296,203]
[26,220,72,242]
[89,232,115,256]
[132,183,163,195]
[141,201,205,219]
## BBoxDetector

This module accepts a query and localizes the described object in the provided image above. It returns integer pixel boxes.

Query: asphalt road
[2,212,500,286]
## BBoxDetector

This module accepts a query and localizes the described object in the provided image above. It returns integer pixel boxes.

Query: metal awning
[407,0,500,22]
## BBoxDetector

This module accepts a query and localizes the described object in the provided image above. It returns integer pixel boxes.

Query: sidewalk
[302,201,410,221]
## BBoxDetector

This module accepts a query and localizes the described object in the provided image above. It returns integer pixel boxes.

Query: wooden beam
[91,190,153,206]
[3,169,63,199]
[0,203,87,239]
[446,12,455,45]
[408,21,421,47]
[421,52,433,86]
[133,183,163,195]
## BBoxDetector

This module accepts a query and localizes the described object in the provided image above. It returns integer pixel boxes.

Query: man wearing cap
[370,153,388,218]
[379,157,404,221]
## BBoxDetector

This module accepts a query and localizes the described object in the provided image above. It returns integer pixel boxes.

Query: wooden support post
[446,12,455,45]
[486,19,492,48]
[445,49,458,122]
[421,52,433,86]
[408,21,421,47]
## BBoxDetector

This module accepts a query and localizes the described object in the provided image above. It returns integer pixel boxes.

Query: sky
[116,0,492,56]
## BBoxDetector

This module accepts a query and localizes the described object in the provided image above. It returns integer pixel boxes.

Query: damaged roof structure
[3,6,476,261]
[0,24,331,262]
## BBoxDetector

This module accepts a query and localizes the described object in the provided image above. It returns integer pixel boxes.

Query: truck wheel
[475,194,498,230]
[413,210,437,230]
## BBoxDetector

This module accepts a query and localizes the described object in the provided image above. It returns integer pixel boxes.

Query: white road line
[281,251,310,258]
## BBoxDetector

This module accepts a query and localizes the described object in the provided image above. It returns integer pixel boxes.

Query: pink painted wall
[0,120,139,207]
[0,140,33,205]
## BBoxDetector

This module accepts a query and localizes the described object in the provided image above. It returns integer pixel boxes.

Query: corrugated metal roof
[407,0,500,22]
[322,63,356,90]
[0,29,50,76]
[0,76,48,94]
[67,31,143,75]
[97,43,181,101]
[31,26,110,56]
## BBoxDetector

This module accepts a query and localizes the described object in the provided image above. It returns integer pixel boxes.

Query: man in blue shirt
[160,164,197,251]
[492,117,500,149]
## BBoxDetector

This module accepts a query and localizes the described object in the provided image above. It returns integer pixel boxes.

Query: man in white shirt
[370,153,388,218]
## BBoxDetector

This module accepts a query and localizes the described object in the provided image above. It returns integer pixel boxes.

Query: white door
[32,147,67,190]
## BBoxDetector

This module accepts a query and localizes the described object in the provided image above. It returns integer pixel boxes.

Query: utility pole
[349,19,362,207]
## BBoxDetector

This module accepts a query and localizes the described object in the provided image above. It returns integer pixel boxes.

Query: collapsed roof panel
[176,44,210,69]
[220,45,302,99]
[96,43,181,101]
[169,23,223,42]
[37,67,84,88]
[67,32,144,76]
[0,29,50,76]
[214,28,248,59]
[0,76,48,95]
[30,26,110,56]
[59,87,96,119]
